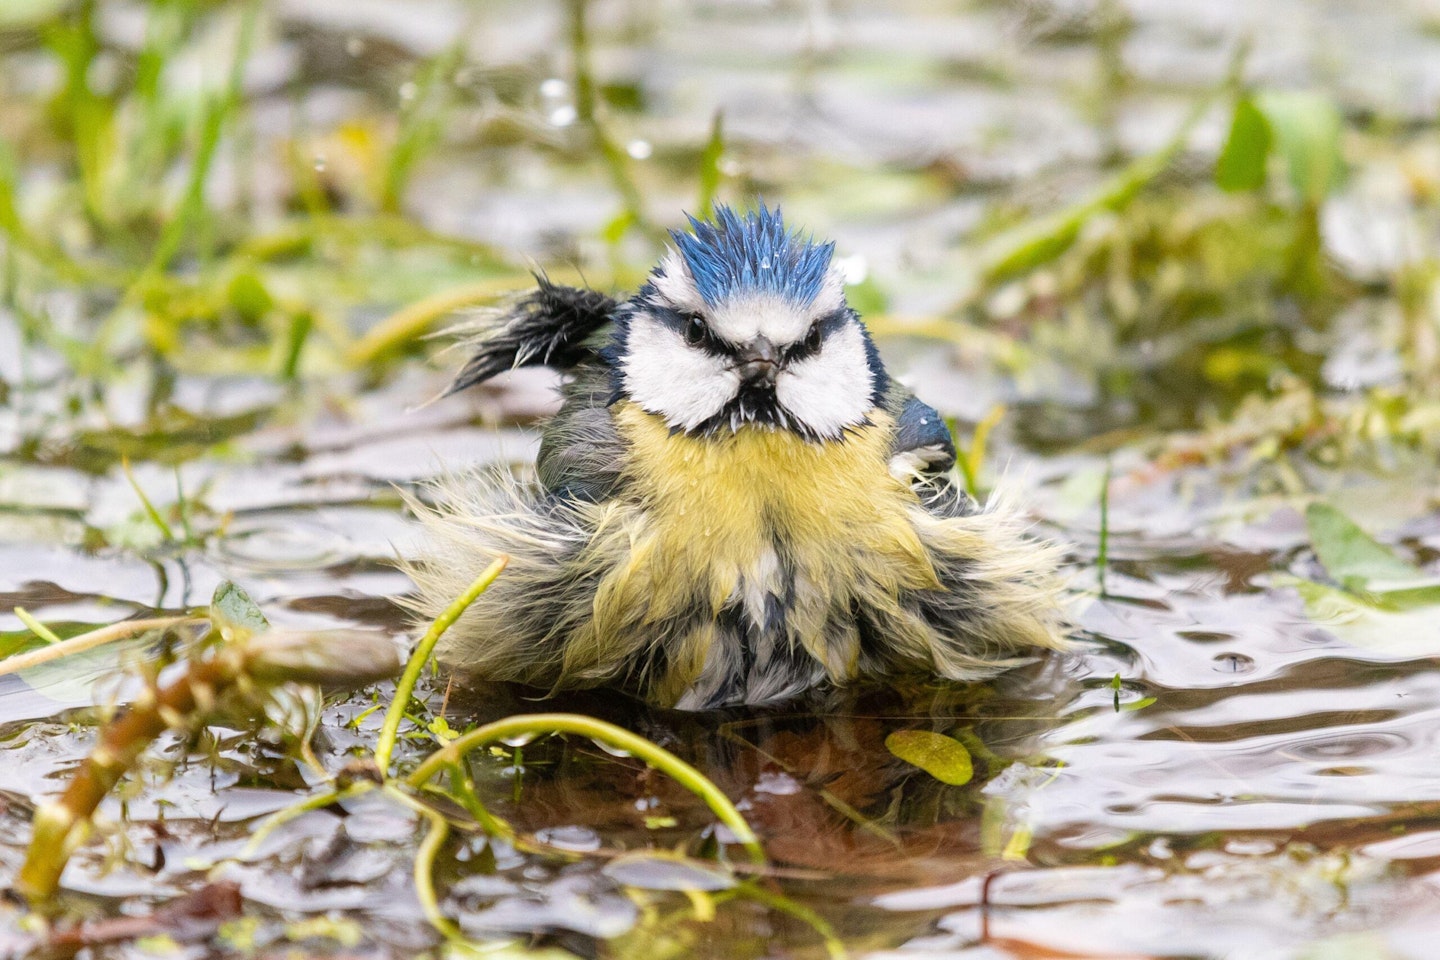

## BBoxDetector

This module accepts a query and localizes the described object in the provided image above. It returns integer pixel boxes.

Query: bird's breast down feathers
[612,399,938,593]
[411,398,1066,709]
[605,400,941,636]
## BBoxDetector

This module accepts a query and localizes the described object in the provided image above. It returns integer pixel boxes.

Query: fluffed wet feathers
[403,402,1067,710]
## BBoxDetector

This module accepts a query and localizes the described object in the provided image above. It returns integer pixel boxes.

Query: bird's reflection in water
[440,658,1070,886]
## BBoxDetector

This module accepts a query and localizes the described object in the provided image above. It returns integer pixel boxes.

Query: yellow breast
[571,402,939,698]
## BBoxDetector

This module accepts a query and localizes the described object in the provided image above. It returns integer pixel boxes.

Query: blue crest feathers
[669,204,835,307]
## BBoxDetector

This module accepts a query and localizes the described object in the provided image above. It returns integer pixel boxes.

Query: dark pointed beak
[736,336,779,387]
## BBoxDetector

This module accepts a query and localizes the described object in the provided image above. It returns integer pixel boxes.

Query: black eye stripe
[785,309,848,362]
[643,306,731,358]
[641,302,848,362]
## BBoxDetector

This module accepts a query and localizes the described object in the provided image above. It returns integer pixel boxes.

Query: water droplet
[626,139,652,160]
[548,105,577,127]
[345,36,365,57]
[535,825,601,852]
[500,732,537,747]
[399,81,418,102]
[313,155,327,172]
[1212,652,1255,674]
[754,771,801,795]
[1292,732,1406,760]
[539,77,569,99]
[1224,838,1277,856]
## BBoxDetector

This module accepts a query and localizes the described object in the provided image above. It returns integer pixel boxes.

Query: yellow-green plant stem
[406,713,766,866]
[122,456,176,543]
[374,557,508,772]
[1097,458,1113,598]
[243,782,376,857]
[743,883,847,960]
[413,803,461,941]
[0,617,200,678]
[428,761,513,839]
[13,608,62,645]
[346,278,516,368]
[18,650,242,901]
[954,404,1006,501]
[374,784,467,940]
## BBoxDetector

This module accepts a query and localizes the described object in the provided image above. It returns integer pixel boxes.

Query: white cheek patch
[621,312,739,431]
[774,322,875,439]
[651,251,707,315]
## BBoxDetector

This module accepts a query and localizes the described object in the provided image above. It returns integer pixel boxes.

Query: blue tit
[405,204,1067,710]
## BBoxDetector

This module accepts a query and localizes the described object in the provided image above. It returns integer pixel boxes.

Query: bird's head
[612,204,887,441]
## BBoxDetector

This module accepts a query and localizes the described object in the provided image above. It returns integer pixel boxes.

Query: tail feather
[443,275,618,396]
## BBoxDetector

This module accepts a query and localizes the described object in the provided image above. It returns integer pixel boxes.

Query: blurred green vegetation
[0,0,1434,498]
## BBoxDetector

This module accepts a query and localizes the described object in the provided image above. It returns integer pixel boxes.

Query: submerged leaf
[885,730,973,785]
[602,852,737,892]
[1305,504,1421,589]
[210,581,269,640]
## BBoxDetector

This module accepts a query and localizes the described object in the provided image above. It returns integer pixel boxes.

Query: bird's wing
[442,275,620,396]
[885,386,975,516]
[536,363,630,503]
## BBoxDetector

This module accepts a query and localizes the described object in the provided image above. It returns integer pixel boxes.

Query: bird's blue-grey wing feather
[887,388,975,517]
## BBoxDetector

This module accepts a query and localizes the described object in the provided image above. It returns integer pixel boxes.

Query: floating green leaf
[1255,90,1344,205]
[210,581,269,640]
[1305,503,1421,589]
[885,730,974,786]
[1289,578,1440,657]
[1216,95,1272,192]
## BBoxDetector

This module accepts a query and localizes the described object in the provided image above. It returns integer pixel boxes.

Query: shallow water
[4,0,1440,957]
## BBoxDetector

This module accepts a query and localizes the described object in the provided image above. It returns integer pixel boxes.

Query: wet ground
[3,1,1440,957]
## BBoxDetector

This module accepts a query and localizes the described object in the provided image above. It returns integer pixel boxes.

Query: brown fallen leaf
[47,880,243,949]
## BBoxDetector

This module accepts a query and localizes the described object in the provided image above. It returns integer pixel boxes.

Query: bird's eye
[804,320,823,353]
[684,314,708,347]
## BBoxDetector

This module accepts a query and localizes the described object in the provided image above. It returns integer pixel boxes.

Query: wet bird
[406,204,1066,710]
